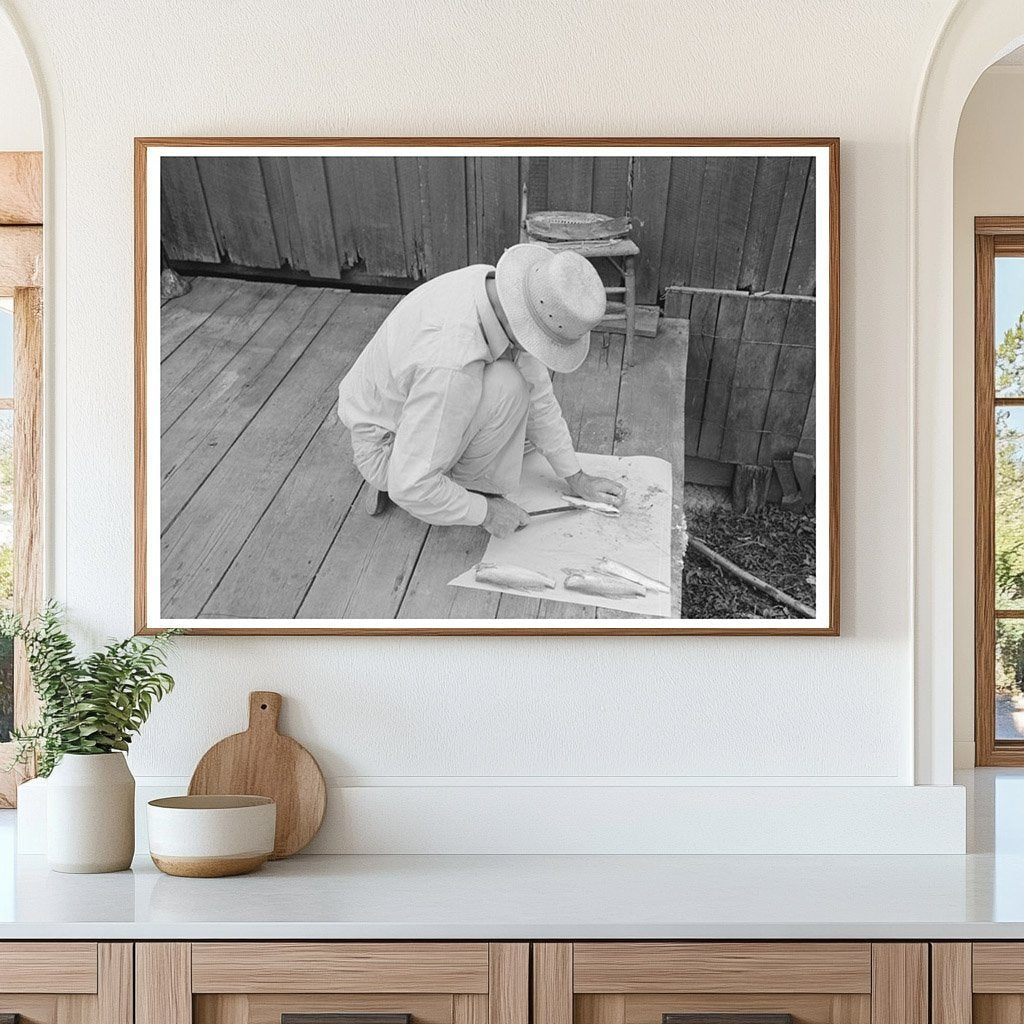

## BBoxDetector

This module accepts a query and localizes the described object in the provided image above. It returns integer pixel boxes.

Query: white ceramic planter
[46,752,135,873]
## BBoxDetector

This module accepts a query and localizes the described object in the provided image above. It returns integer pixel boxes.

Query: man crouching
[337,244,625,538]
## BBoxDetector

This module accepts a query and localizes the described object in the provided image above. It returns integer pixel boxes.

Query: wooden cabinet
[932,943,1024,1024]
[532,944,928,1024]
[0,938,954,1024]
[136,944,528,1024]
[0,942,132,1024]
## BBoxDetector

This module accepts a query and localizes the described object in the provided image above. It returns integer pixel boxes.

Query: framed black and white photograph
[135,138,839,635]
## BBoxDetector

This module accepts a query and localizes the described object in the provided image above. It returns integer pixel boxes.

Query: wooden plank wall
[161,155,815,304]
[670,289,816,467]
[162,155,523,284]
[162,154,817,469]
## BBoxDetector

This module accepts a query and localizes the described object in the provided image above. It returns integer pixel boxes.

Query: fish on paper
[474,563,556,591]
[561,494,621,516]
[595,557,670,594]
[562,568,646,599]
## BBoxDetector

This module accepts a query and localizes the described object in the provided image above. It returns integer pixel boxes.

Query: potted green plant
[2,603,179,873]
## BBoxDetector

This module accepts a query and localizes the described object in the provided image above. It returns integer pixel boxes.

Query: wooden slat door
[533,944,927,1024]
[0,942,131,1024]
[137,943,528,1024]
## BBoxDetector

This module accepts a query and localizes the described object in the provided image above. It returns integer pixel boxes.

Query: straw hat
[494,244,606,373]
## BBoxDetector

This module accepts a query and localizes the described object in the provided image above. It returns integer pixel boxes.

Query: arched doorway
[913,1,1024,785]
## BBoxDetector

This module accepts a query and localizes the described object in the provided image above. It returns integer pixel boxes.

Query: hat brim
[495,245,591,374]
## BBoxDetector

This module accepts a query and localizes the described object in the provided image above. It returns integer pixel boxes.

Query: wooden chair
[518,160,641,352]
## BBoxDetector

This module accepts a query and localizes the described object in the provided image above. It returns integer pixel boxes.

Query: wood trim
[977,216,1024,236]
[14,286,43,726]
[533,944,572,1024]
[571,942,871,994]
[488,943,528,1024]
[0,941,98,993]
[0,153,42,225]
[136,943,191,1024]
[976,229,998,765]
[0,286,46,807]
[930,944,972,1024]
[0,226,42,294]
[869,945,927,1024]
[190,942,489,994]
[98,944,133,1024]
[134,136,840,636]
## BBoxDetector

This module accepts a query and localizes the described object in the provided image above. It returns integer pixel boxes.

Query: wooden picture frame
[135,137,840,636]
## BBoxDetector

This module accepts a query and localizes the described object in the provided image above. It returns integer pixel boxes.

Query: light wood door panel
[140,943,527,1024]
[0,943,130,1024]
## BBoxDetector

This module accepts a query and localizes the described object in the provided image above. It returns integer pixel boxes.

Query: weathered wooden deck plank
[161,286,348,530]
[298,481,430,619]
[397,525,495,619]
[200,411,363,618]
[160,276,241,360]
[161,281,293,425]
[609,317,689,618]
[160,291,399,618]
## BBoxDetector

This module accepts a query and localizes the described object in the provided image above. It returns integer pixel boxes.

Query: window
[0,152,42,806]
[976,219,1024,764]
[0,301,12,746]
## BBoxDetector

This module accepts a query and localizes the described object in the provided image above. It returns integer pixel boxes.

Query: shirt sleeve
[515,352,582,479]
[386,365,490,527]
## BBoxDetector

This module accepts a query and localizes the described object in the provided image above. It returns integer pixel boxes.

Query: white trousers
[350,360,530,497]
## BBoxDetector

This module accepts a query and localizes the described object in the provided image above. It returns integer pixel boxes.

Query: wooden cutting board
[188,691,326,859]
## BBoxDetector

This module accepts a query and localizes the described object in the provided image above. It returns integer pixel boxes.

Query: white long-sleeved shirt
[338,265,581,526]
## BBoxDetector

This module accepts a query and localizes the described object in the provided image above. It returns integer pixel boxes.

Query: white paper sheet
[448,451,672,617]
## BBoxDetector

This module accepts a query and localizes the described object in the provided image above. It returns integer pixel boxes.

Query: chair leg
[623,254,637,351]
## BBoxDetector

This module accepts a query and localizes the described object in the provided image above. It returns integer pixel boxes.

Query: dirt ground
[682,486,817,619]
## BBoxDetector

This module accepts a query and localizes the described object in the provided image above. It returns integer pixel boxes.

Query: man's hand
[482,496,531,538]
[566,470,625,507]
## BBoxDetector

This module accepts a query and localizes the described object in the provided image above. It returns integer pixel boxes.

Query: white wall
[2,0,972,851]
[952,66,1024,767]
[0,9,39,151]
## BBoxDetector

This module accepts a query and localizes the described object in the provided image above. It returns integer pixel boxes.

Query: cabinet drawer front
[0,943,97,994]
[572,944,872,994]
[191,943,491,994]
[973,944,1024,992]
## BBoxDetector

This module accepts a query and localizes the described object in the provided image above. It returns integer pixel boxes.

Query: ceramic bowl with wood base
[147,795,276,877]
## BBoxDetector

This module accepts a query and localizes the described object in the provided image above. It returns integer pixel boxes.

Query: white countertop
[3,769,1023,941]
[2,849,1024,940]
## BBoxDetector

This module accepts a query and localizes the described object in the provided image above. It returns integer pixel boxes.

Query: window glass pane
[997,620,1024,740]
[0,305,12,399]
[996,256,1024,397]
[0,409,11,742]
[997,406,1024,610]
